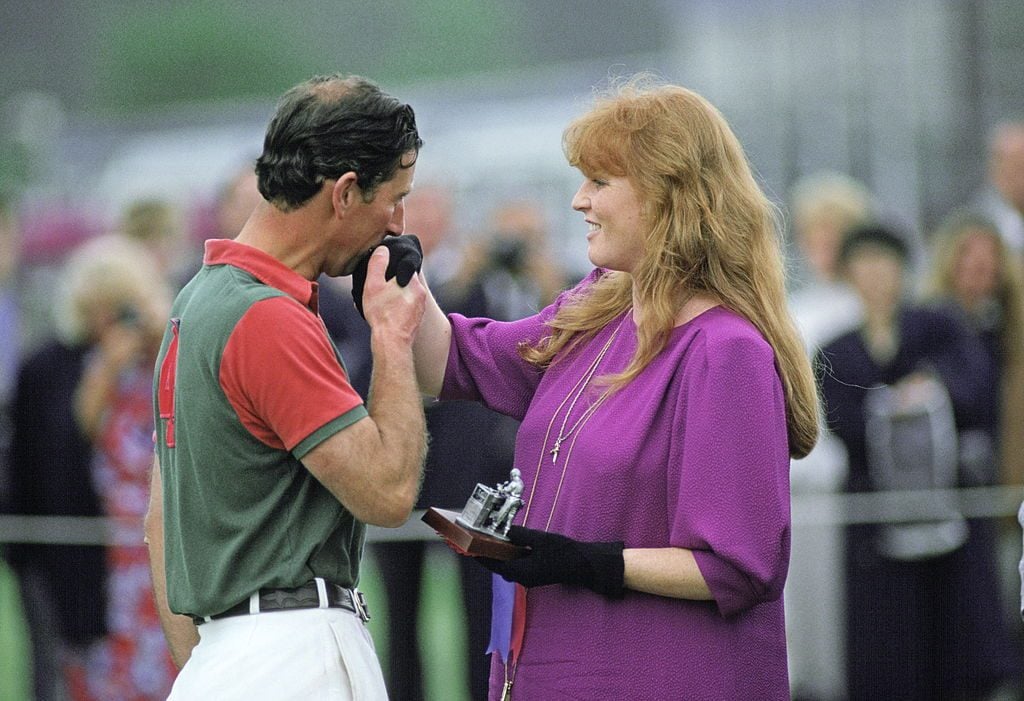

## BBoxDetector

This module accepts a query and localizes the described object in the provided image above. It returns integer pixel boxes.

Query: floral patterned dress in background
[70,363,176,701]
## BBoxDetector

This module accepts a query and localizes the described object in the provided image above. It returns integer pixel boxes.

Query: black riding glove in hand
[350,234,423,319]
[479,525,626,599]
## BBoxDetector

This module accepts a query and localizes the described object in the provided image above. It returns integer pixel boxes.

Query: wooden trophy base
[422,507,527,561]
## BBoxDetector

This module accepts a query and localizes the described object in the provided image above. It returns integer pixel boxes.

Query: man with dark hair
[255,75,423,212]
[145,74,427,699]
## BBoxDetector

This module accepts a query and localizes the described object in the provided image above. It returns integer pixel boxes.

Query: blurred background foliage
[93,2,321,109]
[91,0,518,111]
[1,0,1022,239]
[0,0,669,198]
[2,0,669,115]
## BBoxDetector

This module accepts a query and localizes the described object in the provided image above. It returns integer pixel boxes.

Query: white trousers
[168,607,388,700]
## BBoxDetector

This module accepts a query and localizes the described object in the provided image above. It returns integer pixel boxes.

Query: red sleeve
[220,295,364,451]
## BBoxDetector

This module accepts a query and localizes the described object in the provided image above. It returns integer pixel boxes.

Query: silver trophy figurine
[455,468,525,540]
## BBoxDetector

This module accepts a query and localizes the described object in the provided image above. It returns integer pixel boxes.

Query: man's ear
[331,172,360,218]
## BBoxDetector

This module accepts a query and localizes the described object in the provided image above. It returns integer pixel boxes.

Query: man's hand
[477,525,625,599]
[302,242,428,527]
[351,235,423,319]
[359,244,427,347]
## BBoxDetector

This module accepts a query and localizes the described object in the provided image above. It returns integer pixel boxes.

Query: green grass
[0,558,31,701]
[363,546,471,701]
[0,550,470,701]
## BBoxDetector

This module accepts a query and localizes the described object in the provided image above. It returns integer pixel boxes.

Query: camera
[487,236,528,274]
[116,305,141,327]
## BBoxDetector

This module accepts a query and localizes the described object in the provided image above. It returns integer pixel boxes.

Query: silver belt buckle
[351,589,371,622]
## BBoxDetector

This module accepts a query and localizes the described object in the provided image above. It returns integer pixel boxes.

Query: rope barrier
[790,484,1024,526]
[0,512,437,547]
[0,486,1020,546]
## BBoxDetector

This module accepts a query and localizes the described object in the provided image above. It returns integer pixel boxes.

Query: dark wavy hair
[255,74,423,210]
[838,223,911,269]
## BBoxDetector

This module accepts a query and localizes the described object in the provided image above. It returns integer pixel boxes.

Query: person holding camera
[9,233,176,700]
[443,200,570,321]
[72,235,178,700]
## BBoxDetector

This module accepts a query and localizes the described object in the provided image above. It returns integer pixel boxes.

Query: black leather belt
[192,579,370,625]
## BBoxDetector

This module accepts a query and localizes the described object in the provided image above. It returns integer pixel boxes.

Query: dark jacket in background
[818,305,1021,699]
[5,340,107,645]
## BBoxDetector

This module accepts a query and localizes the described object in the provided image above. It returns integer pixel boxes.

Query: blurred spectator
[973,122,1024,254]
[179,160,262,283]
[0,195,20,501]
[443,199,569,319]
[925,211,1024,693]
[0,195,20,404]
[70,235,177,699]
[402,182,461,287]
[116,198,189,285]
[818,223,1021,699]
[4,238,106,701]
[5,236,176,700]
[788,171,875,349]
[213,164,262,241]
[372,190,569,701]
[926,210,1024,488]
[785,172,874,701]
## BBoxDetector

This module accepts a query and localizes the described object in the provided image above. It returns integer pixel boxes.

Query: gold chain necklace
[546,322,620,463]
[521,308,630,531]
[502,309,630,701]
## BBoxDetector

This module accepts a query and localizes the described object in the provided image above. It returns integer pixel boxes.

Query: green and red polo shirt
[153,239,368,618]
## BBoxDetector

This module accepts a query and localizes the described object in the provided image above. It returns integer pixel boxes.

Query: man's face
[844,245,904,316]
[953,229,1001,308]
[990,127,1024,213]
[330,156,416,277]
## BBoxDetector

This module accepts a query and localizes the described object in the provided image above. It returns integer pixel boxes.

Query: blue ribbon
[486,573,515,663]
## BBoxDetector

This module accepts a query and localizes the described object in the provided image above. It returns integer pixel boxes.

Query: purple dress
[441,271,793,700]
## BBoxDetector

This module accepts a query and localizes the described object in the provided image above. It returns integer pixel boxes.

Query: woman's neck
[676,292,721,326]
[861,306,900,364]
[630,287,721,327]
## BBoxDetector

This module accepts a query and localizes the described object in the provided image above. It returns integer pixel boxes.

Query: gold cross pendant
[550,437,563,463]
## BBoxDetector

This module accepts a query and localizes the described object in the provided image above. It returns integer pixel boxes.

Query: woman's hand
[477,525,625,599]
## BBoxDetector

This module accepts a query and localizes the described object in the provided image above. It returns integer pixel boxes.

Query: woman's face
[572,173,646,273]
[952,229,1000,308]
[795,216,844,283]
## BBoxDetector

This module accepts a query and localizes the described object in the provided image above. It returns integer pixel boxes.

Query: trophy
[422,469,527,560]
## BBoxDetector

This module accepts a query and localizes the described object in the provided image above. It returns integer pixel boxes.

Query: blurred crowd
[0,120,1022,700]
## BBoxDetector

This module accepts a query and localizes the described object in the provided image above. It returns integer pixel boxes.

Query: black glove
[479,525,625,599]
[350,234,423,319]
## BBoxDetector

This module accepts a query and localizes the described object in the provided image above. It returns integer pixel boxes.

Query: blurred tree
[91,0,520,113]
[374,0,516,81]
[94,1,319,111]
